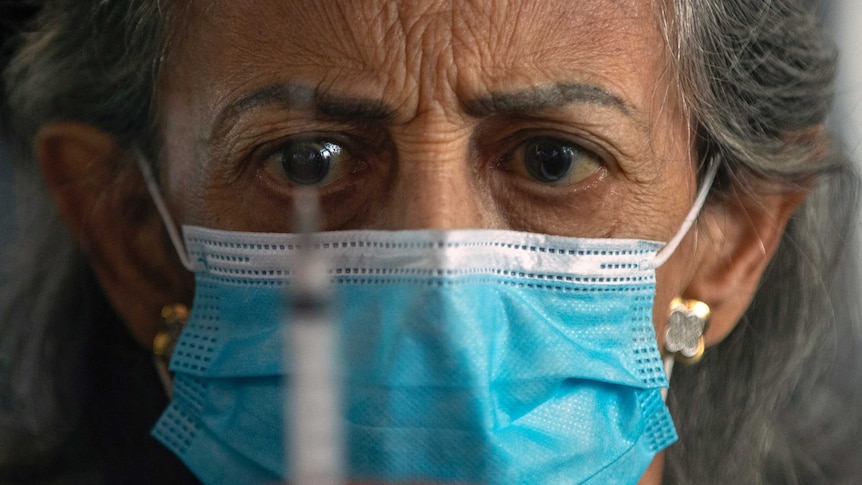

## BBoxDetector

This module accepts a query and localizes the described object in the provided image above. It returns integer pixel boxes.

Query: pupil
[282,142,333,185]
[525,140,574,183]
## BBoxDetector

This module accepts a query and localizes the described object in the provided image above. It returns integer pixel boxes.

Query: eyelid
[487,133,604,191]
[491,129,612,169]
[255,132,351,160]
[477,114,627,169]
[215,112,388,159]
[256,134,367,190]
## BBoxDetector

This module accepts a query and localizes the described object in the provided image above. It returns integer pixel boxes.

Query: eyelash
[254,133,371,192]
[495,127,608,162]
[252,127,609,194]
[488,128,608,180]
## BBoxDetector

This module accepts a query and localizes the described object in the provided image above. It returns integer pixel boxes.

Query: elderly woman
[1,0,860,483]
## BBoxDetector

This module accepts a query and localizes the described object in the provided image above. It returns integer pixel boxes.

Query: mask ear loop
[654,156,720,400]
[653,156,720,268]
[132,149,195,272]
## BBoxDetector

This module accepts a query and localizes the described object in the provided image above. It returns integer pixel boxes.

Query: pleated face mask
[142,156,718,484]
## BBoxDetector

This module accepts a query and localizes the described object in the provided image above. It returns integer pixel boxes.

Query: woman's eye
[507,137,601,185]
[264,139,354,187]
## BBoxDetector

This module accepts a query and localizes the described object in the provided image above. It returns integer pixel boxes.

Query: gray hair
[2,0,859,483]
[661,0,862,483]
[1,1,172,480]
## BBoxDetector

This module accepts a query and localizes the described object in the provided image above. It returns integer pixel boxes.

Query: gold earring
[153,303,189,397]
[664,297,710,365]
[153,303,189,364]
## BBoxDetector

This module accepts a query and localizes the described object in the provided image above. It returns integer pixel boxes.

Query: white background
[829,1,862,165]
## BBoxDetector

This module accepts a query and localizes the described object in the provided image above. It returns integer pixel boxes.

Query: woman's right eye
[263,139,356,187]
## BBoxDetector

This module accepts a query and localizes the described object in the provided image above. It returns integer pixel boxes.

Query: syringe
[284,188,343,484]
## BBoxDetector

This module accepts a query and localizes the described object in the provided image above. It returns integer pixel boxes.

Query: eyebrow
[211,81,630,140]
[462,83,630,117]
[210,83,393,139]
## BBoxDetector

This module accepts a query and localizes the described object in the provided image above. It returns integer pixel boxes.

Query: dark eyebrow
[210,82,394,140]
[211,81,629,140]
[462,82,630,117]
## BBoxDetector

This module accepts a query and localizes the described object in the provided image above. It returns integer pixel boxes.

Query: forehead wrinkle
[450,0,639,64]
[387,1,460,115]
[181,0,675,147]
[446,2,653,88]
[207,81,396,144]
[459,2,669,125]
[222,1,400,75]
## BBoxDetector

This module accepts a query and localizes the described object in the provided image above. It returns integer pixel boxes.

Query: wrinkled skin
[159,3,690,480]
[36,1,806,482]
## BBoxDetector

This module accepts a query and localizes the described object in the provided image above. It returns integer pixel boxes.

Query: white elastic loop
[653,157,720,268]
[661,355,675,401]
[133,149,195,272]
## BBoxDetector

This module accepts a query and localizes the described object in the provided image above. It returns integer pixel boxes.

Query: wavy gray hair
[2,0,860,483]
[661,1,862,483]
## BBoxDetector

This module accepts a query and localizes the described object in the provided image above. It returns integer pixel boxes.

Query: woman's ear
[684,182,808,347]
[35,122,193,348]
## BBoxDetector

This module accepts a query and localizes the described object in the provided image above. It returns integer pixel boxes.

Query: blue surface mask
[153,227,677,485]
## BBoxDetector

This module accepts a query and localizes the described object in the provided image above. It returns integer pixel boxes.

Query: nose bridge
[382,112,494,231]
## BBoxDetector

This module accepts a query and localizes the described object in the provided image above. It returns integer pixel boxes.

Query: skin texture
[34,0,808,482]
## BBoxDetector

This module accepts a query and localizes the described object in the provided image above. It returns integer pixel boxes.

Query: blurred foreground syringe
[284,188,343,484]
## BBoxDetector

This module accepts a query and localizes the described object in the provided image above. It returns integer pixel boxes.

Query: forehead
[160,0,694,243]
[167,0,668,121]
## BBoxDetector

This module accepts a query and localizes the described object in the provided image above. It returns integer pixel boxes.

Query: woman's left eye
[262,139,357,187]
[501,137,602,186]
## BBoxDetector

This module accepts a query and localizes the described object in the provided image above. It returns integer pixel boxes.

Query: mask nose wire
[133,149,196,272]
[652,156,721,268]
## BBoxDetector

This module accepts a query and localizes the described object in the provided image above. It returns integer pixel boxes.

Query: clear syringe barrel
[284,188,343,485]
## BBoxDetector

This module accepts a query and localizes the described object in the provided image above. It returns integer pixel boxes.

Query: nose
[372,118,501,231]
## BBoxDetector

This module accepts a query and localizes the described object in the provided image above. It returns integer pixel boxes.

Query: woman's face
[160,0,696,243]
[158,1,701,380]
[105,2,745,482]
[157,4,696,479]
